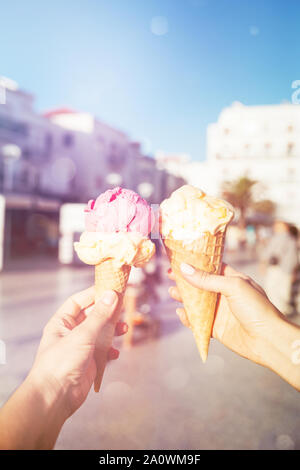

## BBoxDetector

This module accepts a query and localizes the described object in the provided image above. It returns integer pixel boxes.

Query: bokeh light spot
[205,354,225,375]
[106,172,122,186]
[103,381,132,401]
[150,16,169,36]
[164,366,189,390]
[250,26,259,36]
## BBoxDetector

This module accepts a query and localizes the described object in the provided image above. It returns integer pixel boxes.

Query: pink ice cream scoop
[84,187,154,236]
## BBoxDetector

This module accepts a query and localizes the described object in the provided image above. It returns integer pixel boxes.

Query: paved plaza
[0,256,299,450]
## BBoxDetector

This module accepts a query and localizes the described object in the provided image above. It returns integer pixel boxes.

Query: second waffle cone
[164,230,225,362]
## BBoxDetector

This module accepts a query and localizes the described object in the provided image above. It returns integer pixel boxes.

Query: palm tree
[222,176,275,228]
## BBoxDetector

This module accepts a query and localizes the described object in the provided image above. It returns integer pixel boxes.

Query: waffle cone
[164,230,226,362]
[95,259,131,301]
[93,259,131,392]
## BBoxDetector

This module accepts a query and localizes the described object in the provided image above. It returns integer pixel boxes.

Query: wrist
[0,370,68,450]
[255,314,300,390]
[25,368,69,430]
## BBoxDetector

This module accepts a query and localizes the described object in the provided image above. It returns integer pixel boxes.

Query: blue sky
[0,0,298,160]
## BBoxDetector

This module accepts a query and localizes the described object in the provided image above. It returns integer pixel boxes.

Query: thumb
[180,263,233,296]
[76,290,119,344]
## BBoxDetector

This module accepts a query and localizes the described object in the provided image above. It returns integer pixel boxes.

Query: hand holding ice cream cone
[160,185,234,362]
[74,187,155,392]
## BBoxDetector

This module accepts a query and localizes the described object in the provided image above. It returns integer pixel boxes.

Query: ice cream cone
[93,259,131,392]
[163,229,226,362]
[74,187,155,394]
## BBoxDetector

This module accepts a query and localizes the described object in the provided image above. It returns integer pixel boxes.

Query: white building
[155,151,215,195]
[206,101,300,225]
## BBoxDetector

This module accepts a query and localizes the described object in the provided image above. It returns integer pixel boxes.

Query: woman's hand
[169,263,278,363]
[0,287,128,449]
[30,287,127,418]
[168,263,300,390]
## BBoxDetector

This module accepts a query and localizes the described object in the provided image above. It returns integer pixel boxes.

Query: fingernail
[111,348,119,359]
[180,263,195,275]
[101,290,117,306]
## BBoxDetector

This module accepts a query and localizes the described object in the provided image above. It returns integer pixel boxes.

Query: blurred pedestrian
[143,258,161,303]
[225,225,240,253]
[123,266,145,348]
[288,224,300,315]
[262,221,298,315]
[246,224,256,256]
[238,225,247,251]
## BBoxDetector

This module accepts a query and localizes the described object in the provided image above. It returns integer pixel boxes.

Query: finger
[115,321,128,336]
[223,264,266,295]
[76,290,119,343]
[168,286,182,302]
[176,308,191,328]
[247,278,267,296]
[180,263,233,296]
[167,269,176,281]
[222,264,247,278]
[54,286,95,325]
[107,347,120,360]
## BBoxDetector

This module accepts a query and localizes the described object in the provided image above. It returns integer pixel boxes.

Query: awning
[1,193,61,212]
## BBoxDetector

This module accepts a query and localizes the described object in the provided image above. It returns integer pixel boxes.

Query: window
[44,133,53,159]
[63,133,74,147]
[19,169,29,186]
[98,137,105,146]
[95,175,103,188]
[265,143,271,154]
[108,144,125,169]
[287,167,295,182]
[22,148,31,160]
[287,142,294,156]
[45,133,53,149]
[243,144,250,157]
[109,153,125,168]
[0,116,28,136]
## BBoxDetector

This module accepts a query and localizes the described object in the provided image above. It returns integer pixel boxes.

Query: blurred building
[206,102,300,225]
[0,77,184,268]
[155,103,300,227]
[0,79,64,265]
[43,108,135,201]
[43,109,183,204]
[155,151,190,177]
[155,151,213,194]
